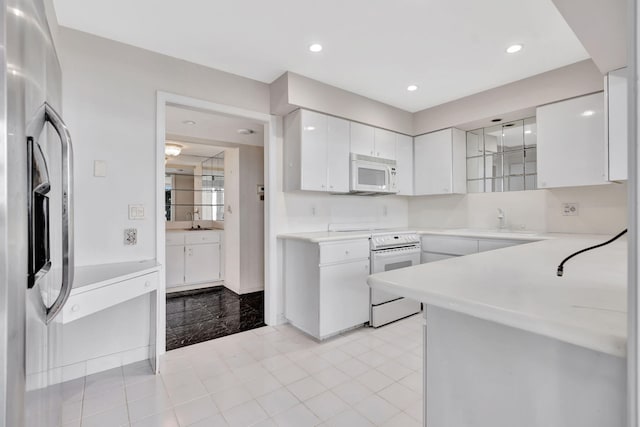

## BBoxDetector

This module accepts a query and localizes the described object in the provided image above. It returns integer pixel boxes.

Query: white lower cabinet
[166,245,185,287]
[319,260,371,338]
[166,230,223,289]
[283,238,370,339]
[421,234,532,263]
[185,243,221,284]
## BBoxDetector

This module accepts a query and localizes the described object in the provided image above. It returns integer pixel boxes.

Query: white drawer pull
[144,281,151,288]
[71,304,80,312]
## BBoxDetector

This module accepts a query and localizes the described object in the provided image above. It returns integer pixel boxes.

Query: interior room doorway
[155,93,278,353]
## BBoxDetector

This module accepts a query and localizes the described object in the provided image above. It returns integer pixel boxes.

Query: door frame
[155,91,280,356]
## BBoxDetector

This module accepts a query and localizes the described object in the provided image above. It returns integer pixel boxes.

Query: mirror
[465,117,537,193]
[165,152,225,221]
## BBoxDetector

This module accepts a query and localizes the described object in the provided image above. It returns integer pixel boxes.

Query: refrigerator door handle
[35,102,74,324]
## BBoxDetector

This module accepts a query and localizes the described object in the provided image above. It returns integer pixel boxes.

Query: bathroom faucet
[497,208,505,230]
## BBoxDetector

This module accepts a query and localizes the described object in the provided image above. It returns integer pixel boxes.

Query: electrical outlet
[562,203,579,216]
[124,228,137,245]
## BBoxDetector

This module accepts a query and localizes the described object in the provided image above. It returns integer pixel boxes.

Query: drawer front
[185,231,221,245]
[62,272,158,324]
[421,235,478,255]
[421,252,458,264]
[478,239,527,253]
[166,233,185,246]
[320,240,370,265]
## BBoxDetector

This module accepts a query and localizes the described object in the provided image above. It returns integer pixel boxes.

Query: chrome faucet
[497,208,505,230]
[186,211,195,229]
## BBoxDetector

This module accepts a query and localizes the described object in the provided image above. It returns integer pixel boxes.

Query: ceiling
[53,0,589,112]
[166,105,264,147]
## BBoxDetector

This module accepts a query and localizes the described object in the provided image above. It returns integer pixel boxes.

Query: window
[466,117,537,193]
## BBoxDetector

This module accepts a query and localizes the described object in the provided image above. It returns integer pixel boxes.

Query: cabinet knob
[71,304,80,313]
[329,185,334,189]
[345,250,350,255]
[144,281,151,288]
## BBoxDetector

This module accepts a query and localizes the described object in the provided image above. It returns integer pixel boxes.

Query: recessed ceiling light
[581,110,595,117]
[303,126,316,131]
[237,128,255,135]
[491,118,502,123]
[506,44,523,54]
[407,85,418,92]
[309,43,323,53]
[525,130,532,134]
[182,120,196,125]
[165,143,183,157]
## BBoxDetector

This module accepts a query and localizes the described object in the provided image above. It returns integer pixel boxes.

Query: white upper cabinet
[284,109,350,193]
[299,110,329,192]
[607,68,627,181]
[374,128,397,159]
[414,128,466,195]
[326,116,350,193]
[395,134,414,195]
[350,122,376,157]
[537,92,607,188]
[349,122,397,160]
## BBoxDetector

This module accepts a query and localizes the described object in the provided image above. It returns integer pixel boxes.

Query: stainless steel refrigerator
[1,0,74,426]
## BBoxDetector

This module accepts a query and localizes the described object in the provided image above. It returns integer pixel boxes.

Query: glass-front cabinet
[466,118,537,193]
[165,153,225,221]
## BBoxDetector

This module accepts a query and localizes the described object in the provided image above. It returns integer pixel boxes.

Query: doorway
[155,93,278,353]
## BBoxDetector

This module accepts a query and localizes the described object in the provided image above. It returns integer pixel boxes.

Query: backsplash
[409,183,627,235]
[278,192,409,232]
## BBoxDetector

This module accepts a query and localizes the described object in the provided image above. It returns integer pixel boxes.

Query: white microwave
[350,153,398,194]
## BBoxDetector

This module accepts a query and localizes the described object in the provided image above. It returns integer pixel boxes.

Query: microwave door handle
[42,103,74,324]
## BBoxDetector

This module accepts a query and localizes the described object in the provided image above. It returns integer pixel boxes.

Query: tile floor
[61,315,423,427]
[166,288,266,350]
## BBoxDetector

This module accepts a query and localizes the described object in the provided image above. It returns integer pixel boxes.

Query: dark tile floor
[166,287,265,351]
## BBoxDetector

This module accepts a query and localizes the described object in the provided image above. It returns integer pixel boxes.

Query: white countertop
[73,259,160,295]
[367,236,627,357]
[278,227,548,243]
[166,228,223,233]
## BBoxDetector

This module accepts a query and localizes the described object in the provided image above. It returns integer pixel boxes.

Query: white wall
[413,60,603,135]
[224,145,265,295]
[58,28,270,267]
[271,72,414,135]
[551,0,626,73]
[409,184,627,235]
[280,192,409,232]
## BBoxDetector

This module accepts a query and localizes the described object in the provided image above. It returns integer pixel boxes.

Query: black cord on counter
[556,229,627,277]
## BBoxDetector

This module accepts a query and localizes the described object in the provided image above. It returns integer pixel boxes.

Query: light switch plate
[128,204,145,220]
[562,203,579,216]
[124,228,137,245]
[94,160,107,177]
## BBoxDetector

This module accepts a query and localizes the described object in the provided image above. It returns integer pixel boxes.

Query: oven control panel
[370,233,420,250]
